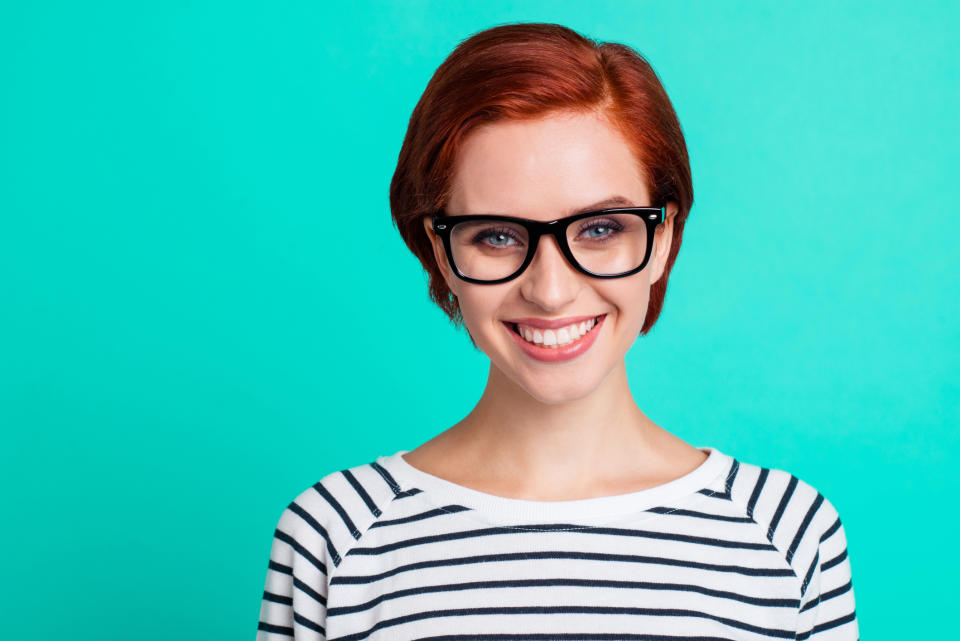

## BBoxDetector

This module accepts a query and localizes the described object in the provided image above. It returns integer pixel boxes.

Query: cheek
[602,279,651,318]
[456,287,509,330]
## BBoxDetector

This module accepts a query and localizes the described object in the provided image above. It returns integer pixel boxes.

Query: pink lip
[502,314,606,363]
[505,314,600,329]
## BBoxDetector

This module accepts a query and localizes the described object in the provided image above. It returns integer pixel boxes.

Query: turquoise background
[2,1,956,638]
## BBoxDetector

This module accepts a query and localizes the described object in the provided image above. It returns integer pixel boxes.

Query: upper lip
[504,314,604,329]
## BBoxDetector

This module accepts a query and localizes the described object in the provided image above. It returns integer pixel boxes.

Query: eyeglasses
[429,206,665,284]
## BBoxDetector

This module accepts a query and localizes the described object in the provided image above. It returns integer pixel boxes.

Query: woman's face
[424,109,676,404]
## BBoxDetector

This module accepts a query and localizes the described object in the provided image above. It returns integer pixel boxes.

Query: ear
[649,201,678,285]
[422,215,458,295]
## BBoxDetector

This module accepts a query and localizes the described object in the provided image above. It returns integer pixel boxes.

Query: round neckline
[378,446,730,523]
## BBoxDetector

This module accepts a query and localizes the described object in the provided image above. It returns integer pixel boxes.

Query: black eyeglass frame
[430,206,666,285]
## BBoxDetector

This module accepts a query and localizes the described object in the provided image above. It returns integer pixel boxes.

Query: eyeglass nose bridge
[518,220,582,278]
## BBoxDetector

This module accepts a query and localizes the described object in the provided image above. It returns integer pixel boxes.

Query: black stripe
[313,480,362,539]
[746,467,769,519]
[787,493,823,563]
[293,610,326,635]
[821,579,853,603]
[645,506,753,522]
[814,610,857,632]
[262,590,293,606]
[343,605,797,641]
[268,560,293,576]
[800,548,818,596]
[370,460,403,496]
[287,502,341,566]
[343,468,382,517]
[274,528,328,575]
[327,576,799,617]
[346,524,778,557]
[293,574,327,606]
[821,548,848,572]
[257,621,293,636]
[331,549,795,585]
[767,475,798,540]
[799,578,852,613]
[410,636,743,641]
[724,459,740,495]
[696,459,738,500]
[796,610,857,639]
[821,515,841,542]
[370,504,473,528]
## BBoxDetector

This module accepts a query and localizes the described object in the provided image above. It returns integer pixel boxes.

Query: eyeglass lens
[449,212,648,281]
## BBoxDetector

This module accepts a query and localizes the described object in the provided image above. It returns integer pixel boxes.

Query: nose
[517,234,582,312]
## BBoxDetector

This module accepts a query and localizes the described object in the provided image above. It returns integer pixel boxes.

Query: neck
[444,359,666,495]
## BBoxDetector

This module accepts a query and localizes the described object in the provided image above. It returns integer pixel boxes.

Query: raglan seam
[325,466,408,587]
[727,464,804,633]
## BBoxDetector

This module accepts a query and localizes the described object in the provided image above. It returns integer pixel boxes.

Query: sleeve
[795,494,859,640]
[256,495,331,640]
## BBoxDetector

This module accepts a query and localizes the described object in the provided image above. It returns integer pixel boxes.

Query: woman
[257,23,858,640]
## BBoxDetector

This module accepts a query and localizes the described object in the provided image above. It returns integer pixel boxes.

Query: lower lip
[502,315,606,363]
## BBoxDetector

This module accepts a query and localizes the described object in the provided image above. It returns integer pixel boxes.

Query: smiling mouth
[509,315,605,348]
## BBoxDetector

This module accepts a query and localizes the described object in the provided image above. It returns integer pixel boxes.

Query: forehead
[449,110,649,218]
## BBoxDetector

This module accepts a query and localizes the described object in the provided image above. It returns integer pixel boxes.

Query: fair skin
[409,109,707,501]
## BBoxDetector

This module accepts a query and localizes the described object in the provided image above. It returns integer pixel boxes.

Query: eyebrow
[566,195,639,216]
[468,195,641,218]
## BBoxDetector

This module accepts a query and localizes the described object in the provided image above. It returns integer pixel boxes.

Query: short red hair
[390,22,693,335]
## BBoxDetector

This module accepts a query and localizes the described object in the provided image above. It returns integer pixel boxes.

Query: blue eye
[578,218,623,240]
[473,228,523,247]
[585,225,611,238]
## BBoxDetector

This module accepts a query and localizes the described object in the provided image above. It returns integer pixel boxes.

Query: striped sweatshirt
[256,446,858,640]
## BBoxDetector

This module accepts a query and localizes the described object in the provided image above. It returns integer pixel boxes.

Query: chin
[483,331,615,403]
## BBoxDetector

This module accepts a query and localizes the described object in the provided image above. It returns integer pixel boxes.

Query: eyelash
[472,227,523,245]
[578,218,623,238]
[471,218,623,246]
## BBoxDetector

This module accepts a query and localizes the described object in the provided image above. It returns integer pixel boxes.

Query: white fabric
[257,446,858,640]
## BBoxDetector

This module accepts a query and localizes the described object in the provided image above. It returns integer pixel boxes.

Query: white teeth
[514,316,601,348]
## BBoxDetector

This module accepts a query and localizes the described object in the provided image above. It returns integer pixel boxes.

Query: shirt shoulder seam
[727,462,804,597]
[326,463,407,585]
